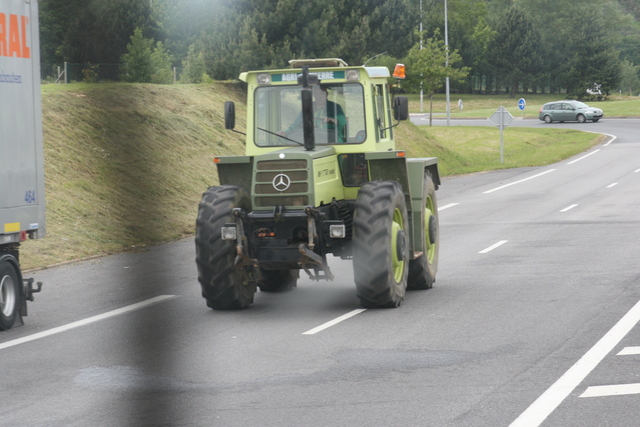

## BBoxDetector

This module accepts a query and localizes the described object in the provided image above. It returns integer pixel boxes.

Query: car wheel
[577,114,586,123]
[543,115,552,124]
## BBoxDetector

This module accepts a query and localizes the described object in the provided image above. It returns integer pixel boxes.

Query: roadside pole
[489,106,514,164]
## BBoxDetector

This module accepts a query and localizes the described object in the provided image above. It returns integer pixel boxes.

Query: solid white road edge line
[561,204,578,212]
[0,295,177,351]
[580,383,640,398]
[617,346,640,355]
[581,132,616,148]
[607,183,618,188]
[509,298,640,427]
[602,134,616,147]
[567,149,600,165]
[479,240,508,254]
[483,170,556,194]
[303,309,367,335]
[438,203,459,211]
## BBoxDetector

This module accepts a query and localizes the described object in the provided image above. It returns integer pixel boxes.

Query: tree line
[39,0,640,98]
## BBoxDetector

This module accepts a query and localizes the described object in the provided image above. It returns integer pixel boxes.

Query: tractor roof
[238,58,390,82]
[288,58,348,68]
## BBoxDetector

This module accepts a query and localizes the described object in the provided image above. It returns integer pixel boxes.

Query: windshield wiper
[257,127,303,146]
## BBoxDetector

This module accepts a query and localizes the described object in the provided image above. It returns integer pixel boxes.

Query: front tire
[408,172,439,290]
[195,185,256,310]
[353,181,409,308]
[0,259,19,330]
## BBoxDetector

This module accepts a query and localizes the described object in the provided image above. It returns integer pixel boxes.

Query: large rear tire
[0,258,19,330]
[353,181,409,308]
[195,185,256,310]
[408,172,439,290]
[258,269,298,292]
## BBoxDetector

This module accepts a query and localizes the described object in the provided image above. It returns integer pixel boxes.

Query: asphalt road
[1,118,640,426]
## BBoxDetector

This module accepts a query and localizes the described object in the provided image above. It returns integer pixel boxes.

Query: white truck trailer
[0,0,44,330]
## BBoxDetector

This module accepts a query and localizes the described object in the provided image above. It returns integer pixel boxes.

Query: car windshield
[572,102,589,109]
[254,83,366,147]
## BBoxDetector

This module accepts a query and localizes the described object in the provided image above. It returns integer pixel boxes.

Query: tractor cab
[225,58,409,156]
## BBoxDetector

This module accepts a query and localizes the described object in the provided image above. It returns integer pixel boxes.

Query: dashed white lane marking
[606,183,618,188]
[561,204,578,212]
[634,169,640,173]
[483,170,556,194]
[567,149,601,165]
[617,346,640,356]
[580,383,640,398]
[303,309,367,335]
[510,298,640,427]
[438,203,459,211]
[479,240,508,254]
[0,295,177,351]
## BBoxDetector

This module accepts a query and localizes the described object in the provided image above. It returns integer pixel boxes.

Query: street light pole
[444,0,450,126]
[420,0,423,113]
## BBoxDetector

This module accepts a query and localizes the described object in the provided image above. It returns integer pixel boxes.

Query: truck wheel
[353,181,409,308]
[258,269,298,292]
[408,172,439,290]
[195,185,256,310]
[0,259,19,330]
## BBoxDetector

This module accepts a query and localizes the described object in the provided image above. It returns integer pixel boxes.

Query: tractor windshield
[254,83,366,147]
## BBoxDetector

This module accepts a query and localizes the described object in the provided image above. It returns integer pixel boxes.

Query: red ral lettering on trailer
[0,13,31,58]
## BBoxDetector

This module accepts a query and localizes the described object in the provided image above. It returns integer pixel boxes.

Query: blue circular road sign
[518,98,526,111]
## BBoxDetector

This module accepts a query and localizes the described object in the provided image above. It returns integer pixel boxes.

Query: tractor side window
[384,85,393,140]
[374,84,387,140]
[338,153,368,187]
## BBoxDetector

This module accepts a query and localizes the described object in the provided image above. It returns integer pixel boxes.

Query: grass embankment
[28,83,246,269]
[24,84,604,269]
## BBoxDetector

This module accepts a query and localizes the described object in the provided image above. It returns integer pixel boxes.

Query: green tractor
[195,58,440,309]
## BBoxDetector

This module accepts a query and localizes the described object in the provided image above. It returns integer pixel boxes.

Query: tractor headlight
[330,224,346,239]
[346,69,359,81]
[221,225,237,240]
[257,73,271,85]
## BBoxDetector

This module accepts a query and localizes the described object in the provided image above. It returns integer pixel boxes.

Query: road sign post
[518,98,526,118]
[489,106,514,164]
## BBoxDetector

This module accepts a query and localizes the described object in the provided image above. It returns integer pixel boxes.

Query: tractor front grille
[257,159,307,170]
[254,159,310,207]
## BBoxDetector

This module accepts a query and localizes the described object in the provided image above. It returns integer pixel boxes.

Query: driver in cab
[281,85,346,143]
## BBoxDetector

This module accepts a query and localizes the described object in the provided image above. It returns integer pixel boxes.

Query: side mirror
[393,96,409,121]
[224,101,235,130]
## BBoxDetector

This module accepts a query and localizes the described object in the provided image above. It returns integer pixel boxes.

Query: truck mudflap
[18,277,43,319]
[222,206,335,281]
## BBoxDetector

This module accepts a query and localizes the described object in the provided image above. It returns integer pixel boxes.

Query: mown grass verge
[22,84,604,270]
[407,93,640,118]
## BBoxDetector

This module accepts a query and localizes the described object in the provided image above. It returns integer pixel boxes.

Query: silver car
[538,100,603,123]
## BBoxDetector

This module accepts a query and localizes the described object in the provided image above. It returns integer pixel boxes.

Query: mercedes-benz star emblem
[272,173,291,192]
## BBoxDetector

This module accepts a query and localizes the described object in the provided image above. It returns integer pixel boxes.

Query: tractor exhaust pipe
[299,66,315,151]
